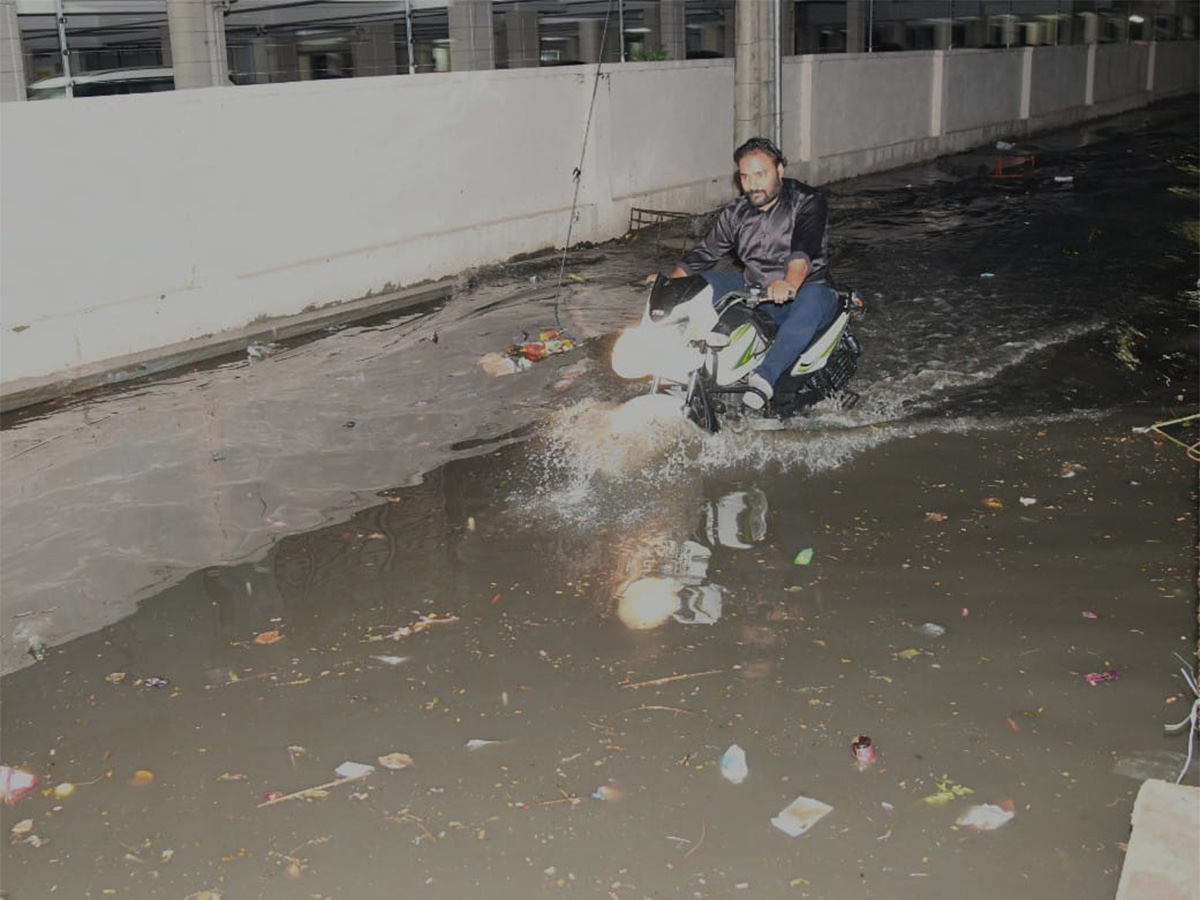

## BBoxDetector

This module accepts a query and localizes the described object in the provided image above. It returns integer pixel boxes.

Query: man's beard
[748,186,779,208]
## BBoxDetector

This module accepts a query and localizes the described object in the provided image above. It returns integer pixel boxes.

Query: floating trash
[334,761,375,779]
[720,744,748,784]
[377,752,414,770]
[0,766,39,805]
[771,795,833,837]
[852,735,877,771]
[956,802,1015,831]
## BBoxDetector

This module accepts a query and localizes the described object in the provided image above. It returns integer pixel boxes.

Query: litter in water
[591,784,622,801]
[334,761,376,779]
[1085,670,1120,686]
[377,752,415,770]
[720,744,748,784]
[793,547,815,566]
[771,795,833,837]
[480,330,575,377]
[852,735,877,771]
[0,766,39,805]
[246,341,279,362]
[465,739,504,751]
[955,802,1015,831]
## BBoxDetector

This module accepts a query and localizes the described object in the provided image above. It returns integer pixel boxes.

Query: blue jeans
[698,271,839,386]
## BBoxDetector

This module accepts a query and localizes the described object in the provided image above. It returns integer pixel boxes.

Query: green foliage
[630,45,668,61]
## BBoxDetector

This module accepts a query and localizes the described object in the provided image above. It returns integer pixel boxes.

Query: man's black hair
[734,136,787,169]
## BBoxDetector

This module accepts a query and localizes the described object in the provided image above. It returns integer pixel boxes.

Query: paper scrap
[334,761,375,779]
[770,795,833,837]
[956,803,1015,831]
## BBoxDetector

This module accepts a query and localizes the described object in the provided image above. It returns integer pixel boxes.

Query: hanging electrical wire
[551,0,616,339]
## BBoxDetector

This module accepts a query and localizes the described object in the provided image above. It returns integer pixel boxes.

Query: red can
[852,735,877,769]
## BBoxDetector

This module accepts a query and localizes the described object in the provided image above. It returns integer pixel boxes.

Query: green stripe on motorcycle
[795,340,838,373]
[733,325,756,368]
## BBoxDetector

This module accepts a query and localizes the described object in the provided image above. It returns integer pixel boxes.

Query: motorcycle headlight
[611,324,655,380]
[612,323,703,383]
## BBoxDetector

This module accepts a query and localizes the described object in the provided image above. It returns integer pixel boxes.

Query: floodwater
[1,100,1196,899]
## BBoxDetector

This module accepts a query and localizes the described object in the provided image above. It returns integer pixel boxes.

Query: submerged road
[1,99,1196,899]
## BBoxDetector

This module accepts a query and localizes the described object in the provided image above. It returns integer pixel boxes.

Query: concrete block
[1115,778,1200,900]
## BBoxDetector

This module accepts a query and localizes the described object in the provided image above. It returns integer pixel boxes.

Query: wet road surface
[1,100,1197,899]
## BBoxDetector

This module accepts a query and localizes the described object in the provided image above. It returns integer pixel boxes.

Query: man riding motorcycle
[648,137,839,410]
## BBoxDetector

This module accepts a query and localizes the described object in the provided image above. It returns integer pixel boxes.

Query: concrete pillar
[846,0,866,52]
[579,17,619,63]
[353,23,397,77]
[167,0,229,89]
[779,0,795,56]
[449,0,494,72]
[395,23,411,73]
[659,0,686,60]
[934,19,952,49]
[247,38,269,84]
[1000,14,1018,48]
[505,7,538,67]
[579,18,601,63]
[0,0,26,102]
[639,5,662,57]
[735,0,772,148]
[1085,40,1096,104]
[1081,11,1099,44]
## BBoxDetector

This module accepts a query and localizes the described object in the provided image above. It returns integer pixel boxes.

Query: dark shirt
[677,178,831,288]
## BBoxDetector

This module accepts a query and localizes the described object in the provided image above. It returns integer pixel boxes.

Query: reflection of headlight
[611,324,702,383]
[617,576,682,630]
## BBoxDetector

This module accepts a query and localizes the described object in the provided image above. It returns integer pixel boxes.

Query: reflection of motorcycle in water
[612,275,864,432]
[615,489,768,630]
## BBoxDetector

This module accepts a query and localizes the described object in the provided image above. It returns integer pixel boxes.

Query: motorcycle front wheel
[684,377,719,434]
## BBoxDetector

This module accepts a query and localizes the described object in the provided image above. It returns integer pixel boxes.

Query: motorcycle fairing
[710,304,774,386]
[789,309,851,376]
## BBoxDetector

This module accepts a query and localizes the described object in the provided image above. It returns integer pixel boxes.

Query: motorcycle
[611,274,864,432]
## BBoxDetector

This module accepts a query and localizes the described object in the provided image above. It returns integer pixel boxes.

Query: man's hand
[766,279,797,303]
